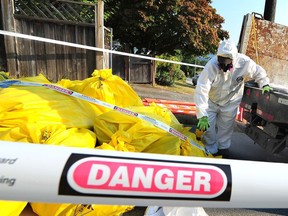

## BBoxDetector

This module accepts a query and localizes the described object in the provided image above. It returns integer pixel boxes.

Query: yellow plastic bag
[0,75,97,129]
[94,104,212,157]
[19,73,50,83]
[131,103,183,130]
[57,69,143,115]
[31,203,134,216]
[0,124,96,148]
[94,105,183,155]
[180,127,214,158]
[0,201,27,216]
[40,125,96,148]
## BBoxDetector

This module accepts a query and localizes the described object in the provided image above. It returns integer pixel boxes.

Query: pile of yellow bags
[0,69,211,216]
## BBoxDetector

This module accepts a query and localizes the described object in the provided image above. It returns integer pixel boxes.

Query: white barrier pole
[1,140,288,208]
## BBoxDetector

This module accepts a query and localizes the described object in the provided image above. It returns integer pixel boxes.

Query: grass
[153,80,196,95]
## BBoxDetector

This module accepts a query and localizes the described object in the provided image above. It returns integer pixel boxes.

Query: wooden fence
[0,0,153,83]
[1,0,100,82]
[10,20,96,81]
[112,55,154,84]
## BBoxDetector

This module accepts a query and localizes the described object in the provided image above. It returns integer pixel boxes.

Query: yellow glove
[262,85,273,94]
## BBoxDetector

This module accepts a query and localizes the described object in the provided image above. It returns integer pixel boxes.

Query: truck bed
[240,84,288,125]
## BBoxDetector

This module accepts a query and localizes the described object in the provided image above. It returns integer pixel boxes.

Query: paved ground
[131,83,198,125]
[130,83,195,102]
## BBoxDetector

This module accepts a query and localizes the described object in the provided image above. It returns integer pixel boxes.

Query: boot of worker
[213,148,230,159]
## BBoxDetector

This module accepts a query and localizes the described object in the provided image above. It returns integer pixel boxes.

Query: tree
[155,53,185,86]
[104,0,229,56]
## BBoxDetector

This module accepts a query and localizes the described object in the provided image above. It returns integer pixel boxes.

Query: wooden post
[128,56,131,83]
[151,60,156,86]
[95,0,104,69]
[1,0,18,76]
[0,2,7,71]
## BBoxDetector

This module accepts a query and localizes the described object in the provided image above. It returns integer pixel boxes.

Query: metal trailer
[237,13,288,154]
[240,83,288,154]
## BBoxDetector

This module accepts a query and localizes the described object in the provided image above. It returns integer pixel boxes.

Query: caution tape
[0,80,207,153]
[1,141,288,208]
[0,30,204,68]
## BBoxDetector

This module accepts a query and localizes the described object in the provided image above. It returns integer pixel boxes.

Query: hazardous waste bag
[57,69,143,115]
[31,203,134,216]
[94,105,184,155]
[180,127,214,158]
[0,74,97,129]
[94,103,212,157]
[0,124,96,148]
[0,126,97,215]
[0,69,143,129]
[134,102,183,129]
[0,201,27,216]
[129,104,210,156]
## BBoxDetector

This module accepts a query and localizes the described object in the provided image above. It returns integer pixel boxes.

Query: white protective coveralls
[194,40,270,154]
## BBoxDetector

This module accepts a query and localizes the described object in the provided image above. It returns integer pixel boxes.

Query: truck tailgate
[241,86,288,125]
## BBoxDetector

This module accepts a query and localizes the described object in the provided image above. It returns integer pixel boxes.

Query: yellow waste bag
[0,124,96,148]
[19,73,50,83]
[0,75,97,129]
[0,201,27,216]
[94,105,183,155]
[96,125,213,157]
[130,103,183,130]
[40,125,96,148]
[31,203,134,216]
[180,127,214,158]
[57,69,143,115]
[94,104,213,157]
[96,130,136,152]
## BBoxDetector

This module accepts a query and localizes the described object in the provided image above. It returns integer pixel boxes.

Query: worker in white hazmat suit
[194,40,272,158]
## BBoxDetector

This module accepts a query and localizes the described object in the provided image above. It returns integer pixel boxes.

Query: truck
[238,13,288,154]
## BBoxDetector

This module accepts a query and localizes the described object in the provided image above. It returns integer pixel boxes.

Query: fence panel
[129,57,152,84]
[1,0,153,83]
[11,18,96,82]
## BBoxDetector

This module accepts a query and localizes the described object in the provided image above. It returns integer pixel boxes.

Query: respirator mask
[218,56,233,72]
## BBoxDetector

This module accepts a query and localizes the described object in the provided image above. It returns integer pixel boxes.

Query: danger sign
[59,154,231,201]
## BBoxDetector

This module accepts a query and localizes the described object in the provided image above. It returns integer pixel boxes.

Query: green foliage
[155,54,185,86]
[104,0,229,56]
[180,54,211,77]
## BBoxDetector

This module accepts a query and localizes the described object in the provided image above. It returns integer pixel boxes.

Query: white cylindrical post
[1,141,288,208]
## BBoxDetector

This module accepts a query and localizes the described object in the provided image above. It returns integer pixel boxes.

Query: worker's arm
[246,59,270,88]
[194,59,216,119]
